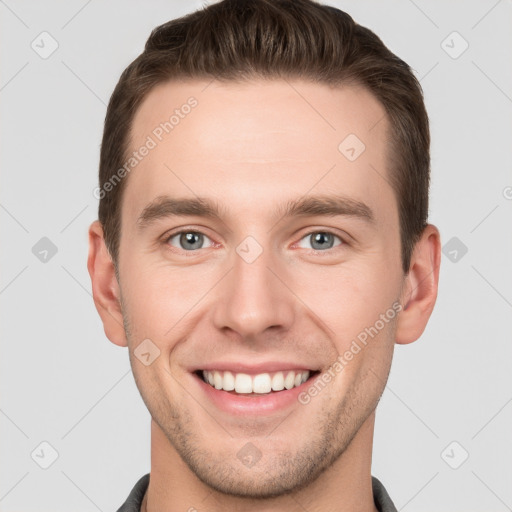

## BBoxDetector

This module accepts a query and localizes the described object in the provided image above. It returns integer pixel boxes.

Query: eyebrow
[136,194,375,230]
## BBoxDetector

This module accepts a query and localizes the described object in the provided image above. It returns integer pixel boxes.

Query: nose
[211,239,296,341]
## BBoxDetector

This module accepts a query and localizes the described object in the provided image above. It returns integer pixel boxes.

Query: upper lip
[192,361,318,375]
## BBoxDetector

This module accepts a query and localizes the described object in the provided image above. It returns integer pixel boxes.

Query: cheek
[129,351,173,418]
[123,266,189,325]
[120,232,403,346]
[120,263,216,358]
[293,260,401,346]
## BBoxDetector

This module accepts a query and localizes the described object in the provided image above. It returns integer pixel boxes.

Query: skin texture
[88,79,441,512]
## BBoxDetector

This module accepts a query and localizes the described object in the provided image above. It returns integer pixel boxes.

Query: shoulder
[115,473,150,512]
[372,475,398,512]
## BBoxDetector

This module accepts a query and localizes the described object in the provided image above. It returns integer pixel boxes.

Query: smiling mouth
[194,369,320,395]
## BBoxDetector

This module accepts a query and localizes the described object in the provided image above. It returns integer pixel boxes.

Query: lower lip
[192,372,318,416]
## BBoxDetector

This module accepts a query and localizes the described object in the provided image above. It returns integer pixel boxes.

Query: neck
[143,413,379,512]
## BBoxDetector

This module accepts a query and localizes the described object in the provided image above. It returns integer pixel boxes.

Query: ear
[395,224,441,345]
[87,220,127,347]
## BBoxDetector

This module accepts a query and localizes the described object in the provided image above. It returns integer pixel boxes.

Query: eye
[164,229,345,254]
[166,230,214,251]
[296,231,344,252]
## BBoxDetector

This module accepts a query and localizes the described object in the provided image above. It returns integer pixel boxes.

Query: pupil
[311,232,332,250]
[181,232,202,250]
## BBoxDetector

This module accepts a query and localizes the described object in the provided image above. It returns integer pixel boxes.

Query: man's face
[117,79,404,497]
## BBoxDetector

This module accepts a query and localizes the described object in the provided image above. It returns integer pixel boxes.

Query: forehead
[123,78,395,228]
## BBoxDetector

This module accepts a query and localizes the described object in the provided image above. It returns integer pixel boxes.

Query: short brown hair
[98,0,430,273]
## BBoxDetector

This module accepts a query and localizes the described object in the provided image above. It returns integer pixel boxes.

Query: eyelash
[163,228,347,255]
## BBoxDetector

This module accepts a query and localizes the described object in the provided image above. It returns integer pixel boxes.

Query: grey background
[1,0,511,510]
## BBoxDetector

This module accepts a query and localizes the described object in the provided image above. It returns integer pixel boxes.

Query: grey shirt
[116,473,398,512]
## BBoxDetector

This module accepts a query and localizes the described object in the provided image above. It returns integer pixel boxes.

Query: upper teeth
[202,370,310,394]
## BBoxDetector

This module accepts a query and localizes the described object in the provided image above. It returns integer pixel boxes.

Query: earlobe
[395,224,441,345]
[87,220,128,347]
